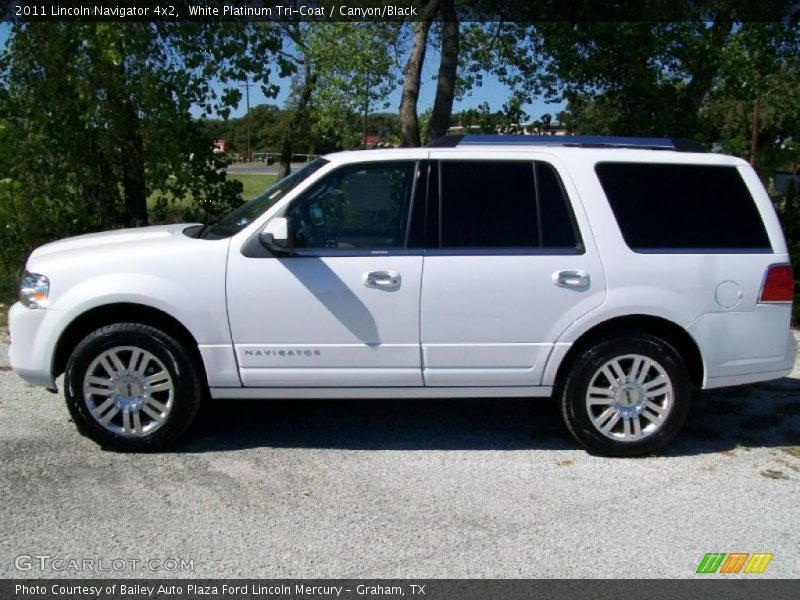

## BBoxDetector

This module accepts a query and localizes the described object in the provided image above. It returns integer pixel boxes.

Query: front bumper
[8,302,58,389]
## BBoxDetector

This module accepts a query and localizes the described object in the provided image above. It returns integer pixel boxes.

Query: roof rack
[427,135,706,153]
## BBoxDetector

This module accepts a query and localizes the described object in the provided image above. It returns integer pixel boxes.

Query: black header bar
[4,0,799,23]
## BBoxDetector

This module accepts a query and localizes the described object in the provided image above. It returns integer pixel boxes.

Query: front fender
[51,272,228,345]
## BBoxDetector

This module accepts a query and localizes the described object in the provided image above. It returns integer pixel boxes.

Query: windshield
[201,157,329,239]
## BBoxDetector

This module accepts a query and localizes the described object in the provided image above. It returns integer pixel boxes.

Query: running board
[209,386,552,400]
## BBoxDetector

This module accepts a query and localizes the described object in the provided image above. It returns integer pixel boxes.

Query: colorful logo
[696,553,773,574]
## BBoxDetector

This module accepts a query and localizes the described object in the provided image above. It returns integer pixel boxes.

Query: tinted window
[537,162,580,248]
[439,161,578,249]
[595,163,771,251]
[441,161,537,247]
[288,162,415,249]
[407,161,434,248]
[202,158,327,239]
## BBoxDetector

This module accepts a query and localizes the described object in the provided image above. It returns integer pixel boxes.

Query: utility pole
[240,78,254,162]
[750,70,761,168]
[363,67,371,150]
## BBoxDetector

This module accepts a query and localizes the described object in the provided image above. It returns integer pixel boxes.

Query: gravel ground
[0,328,798,579]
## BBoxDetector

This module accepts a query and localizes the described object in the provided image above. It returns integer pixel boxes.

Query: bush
[774,184,800,324]
[0,176,106,308]
[0,178,243,311]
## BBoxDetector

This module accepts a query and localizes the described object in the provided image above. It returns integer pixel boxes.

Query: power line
[240,78,255,162]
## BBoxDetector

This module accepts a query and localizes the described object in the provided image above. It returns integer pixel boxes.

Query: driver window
[288,162,415,250]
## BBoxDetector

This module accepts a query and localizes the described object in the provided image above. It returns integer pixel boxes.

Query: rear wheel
[64,323,203,451]
[559,333,691,457]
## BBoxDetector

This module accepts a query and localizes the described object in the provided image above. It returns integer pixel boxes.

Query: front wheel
[64,323,204,451]
[559,333,691,457]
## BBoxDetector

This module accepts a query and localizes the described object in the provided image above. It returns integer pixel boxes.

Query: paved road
[1,329,798,578]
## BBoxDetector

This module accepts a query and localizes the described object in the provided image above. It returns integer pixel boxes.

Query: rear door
[420,153,606,386]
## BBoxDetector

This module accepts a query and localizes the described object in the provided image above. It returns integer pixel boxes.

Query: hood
[29,224,199,262]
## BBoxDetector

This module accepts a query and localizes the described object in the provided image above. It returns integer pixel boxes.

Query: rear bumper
[689,305,797,389]
[7,302,58,389]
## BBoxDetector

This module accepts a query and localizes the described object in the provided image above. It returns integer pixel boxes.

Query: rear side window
[595,163,771,252]
[537,162,579,248]
[439,161,580,250]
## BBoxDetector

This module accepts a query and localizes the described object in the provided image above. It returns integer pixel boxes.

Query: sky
[0,22,563,121]
[229,47,563,121]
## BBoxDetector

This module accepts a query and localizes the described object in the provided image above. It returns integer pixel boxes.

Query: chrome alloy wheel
[82,346,174,437]
[585,354,673,442]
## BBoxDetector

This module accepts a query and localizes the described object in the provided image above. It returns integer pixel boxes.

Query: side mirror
[258,217,291,252]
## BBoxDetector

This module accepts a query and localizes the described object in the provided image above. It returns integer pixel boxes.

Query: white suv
[8,135,797,456]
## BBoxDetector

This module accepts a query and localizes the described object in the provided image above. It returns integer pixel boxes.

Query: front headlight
[19,271,50,309]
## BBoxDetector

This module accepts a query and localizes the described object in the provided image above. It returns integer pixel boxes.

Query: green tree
[0,22,283,302]
[309,22,400,149]
[267,19,401,177]
[461,19,736,138]
[0,23,281,227]
[777,184,800,322]
[398,1,439,147]
[702,22,800,171]
[398,0,460,146]
[267,20,317,180]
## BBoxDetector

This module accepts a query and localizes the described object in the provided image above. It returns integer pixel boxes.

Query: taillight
[759,265,795,303]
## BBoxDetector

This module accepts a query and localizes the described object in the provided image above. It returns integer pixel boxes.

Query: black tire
[64,323,204,451]
[559,333,691,457]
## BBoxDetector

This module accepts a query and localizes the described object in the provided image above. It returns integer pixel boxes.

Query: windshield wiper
[196,215,222,239]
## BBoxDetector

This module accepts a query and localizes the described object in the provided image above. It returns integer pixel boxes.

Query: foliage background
[1,18,799,320]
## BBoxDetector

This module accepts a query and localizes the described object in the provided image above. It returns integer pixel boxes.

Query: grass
[233,174,277,201]
[145,173,277,224]
[146,174,277,209]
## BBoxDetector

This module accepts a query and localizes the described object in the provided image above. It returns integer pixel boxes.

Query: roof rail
[426,135,706,152]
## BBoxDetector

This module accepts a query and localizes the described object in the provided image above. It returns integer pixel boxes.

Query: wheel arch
[52,302,206,382]
[550,314,705,390]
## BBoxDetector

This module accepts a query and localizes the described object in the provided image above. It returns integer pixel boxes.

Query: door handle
[363,270,401,289]
[553,269,590,288]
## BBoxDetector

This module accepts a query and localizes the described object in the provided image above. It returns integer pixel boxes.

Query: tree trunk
[679,18,734,136]
[425,0,459,144]
[750,90,761,167]
[363,67,371,149]
[82,132,121,230]
[120,98,148,226]
[106,59,148,226]
[399,0,438,147]
[363,100,369,149]
[278,56,315,180]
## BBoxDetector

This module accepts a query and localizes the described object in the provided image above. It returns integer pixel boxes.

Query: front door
[226,160,424,387]
[420,154,607,386]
